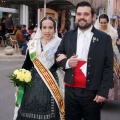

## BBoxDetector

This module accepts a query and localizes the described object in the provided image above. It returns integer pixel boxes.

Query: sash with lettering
[29,39,65,120]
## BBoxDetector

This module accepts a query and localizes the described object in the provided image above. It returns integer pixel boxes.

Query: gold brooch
[40,51,46,57]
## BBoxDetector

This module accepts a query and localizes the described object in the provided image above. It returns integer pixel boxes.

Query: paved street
[0,58,120,120]
[101,100,120,120]
[0,59,24,120]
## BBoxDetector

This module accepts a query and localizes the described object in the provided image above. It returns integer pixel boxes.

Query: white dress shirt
[66,26,93,76]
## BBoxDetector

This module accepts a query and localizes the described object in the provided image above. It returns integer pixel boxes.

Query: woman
[30,27,37,40]
[95,13,120,100]
[16,16,65,120]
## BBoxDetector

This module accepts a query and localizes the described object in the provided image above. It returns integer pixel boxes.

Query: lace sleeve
[56,68,65,99]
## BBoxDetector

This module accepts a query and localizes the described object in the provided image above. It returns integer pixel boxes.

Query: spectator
[22,25,30,41]
[58,27,62,38]
[0,17,7,46]
[28,25,34,34]
[116,26,120,52]
[62,28,67,37]
[14,25,19,35]
[15,25,27,55]
[5,14,14,33]
[117,26,120,38]
[116,38,120,53]
[30,27,37,40]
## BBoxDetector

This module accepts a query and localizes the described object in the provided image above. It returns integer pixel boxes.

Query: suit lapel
[70,27,101,56]
[88,27,101,55]
[70,29,78,55]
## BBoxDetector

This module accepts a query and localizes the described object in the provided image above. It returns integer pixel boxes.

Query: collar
[78,25,93,38]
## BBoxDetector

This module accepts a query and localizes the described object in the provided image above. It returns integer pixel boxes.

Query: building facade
[0,0,109,30]
[107,0,120,28]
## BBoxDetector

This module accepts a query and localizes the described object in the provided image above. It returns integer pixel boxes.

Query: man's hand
[68,55,78,68]
[116,39,120,45]
[93,95,106,103]
[56,54,67,62]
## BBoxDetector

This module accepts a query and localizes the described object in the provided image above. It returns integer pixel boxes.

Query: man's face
[10,14,13,18]
[21,27,24,31]
[75,6,94,30]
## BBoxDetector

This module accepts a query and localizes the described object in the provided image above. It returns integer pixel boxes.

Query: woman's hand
[56,54,67,62]
[15,86,19,95]
[116,39,120,45]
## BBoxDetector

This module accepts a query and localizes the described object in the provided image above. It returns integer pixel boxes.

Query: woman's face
[99,18,108,30]
[41,19,55,41]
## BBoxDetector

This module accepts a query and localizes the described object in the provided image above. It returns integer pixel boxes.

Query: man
[22,25,30,41]
[117,26,120,37]
[15,25,27,55]
[116,26,120,52]
[0,17,7,46]
[5,14,14,33]
[55,1,113,120]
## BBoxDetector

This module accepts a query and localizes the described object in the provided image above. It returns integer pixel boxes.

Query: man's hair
[17,25,24,30]
[23,25,26,28]
[8,14,12,17]
[1,17,6,22]
[76,1,95,16]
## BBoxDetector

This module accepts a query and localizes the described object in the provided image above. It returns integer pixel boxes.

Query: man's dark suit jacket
[55,26,113,98]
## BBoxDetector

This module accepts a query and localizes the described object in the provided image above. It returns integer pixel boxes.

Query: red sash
[65,61,86,88]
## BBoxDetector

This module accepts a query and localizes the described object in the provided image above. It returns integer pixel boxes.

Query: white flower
[92,37,99,42]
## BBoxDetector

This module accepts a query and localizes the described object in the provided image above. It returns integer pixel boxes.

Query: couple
[16,1,113,120]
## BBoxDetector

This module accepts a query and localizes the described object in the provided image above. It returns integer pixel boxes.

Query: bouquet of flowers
[8,69,32,106]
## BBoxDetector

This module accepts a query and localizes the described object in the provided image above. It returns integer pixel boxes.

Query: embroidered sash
[114,57,120,78]
[29,40,65,120]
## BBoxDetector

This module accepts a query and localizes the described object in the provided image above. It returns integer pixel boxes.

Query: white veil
[32,17,65,98]
[94,13,118,41]
[33,18,61,40]
[94,13,118,49]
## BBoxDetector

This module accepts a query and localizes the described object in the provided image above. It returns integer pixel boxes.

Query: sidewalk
[0,46,25,60]
[101,100,120,120]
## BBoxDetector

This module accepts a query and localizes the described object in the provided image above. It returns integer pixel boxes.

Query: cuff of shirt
[65,59,71,69]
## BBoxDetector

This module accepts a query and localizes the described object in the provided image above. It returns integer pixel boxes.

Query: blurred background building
[0,0,120,30]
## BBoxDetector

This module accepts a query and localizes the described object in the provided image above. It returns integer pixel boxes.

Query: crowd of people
[0,14,38,55]
[0,1,120,120]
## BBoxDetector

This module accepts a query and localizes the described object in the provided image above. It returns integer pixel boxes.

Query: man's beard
[76,19,92,30]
